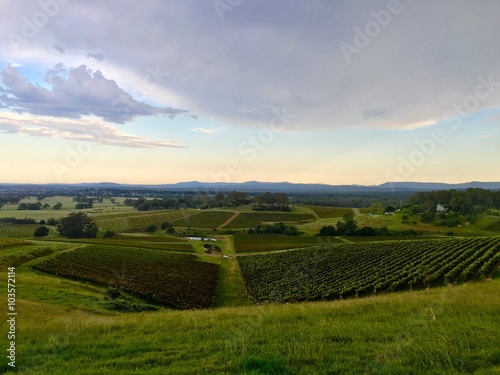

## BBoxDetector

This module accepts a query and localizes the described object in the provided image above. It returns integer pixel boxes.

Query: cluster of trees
[247,222,299,236]
[18,202,43,210]
[0,196,22,206]
[17,202,62,210]
[318,212,391,237]
[141,222,176,234]
[251,193,290,212]
[73,196,103,203]
[0,217,37,224]
[290,191,413,208]
[73,197,94,209]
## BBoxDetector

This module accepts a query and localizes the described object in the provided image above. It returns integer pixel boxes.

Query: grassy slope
[3,280,498,374]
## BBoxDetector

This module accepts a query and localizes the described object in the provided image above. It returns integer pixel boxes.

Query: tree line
[123,191,290,212]
[408,188,500,215]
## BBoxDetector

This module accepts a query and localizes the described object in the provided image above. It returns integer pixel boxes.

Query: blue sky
[0,0,499,185]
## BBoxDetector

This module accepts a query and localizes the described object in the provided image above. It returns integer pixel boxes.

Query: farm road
[217,212,240,230]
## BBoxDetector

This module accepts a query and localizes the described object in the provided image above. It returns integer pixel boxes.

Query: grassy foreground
[4,280,500,374]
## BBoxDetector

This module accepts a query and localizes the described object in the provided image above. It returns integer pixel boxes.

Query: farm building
[436,205,447,213]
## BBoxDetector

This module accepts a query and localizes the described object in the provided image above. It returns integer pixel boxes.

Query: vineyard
[33,245,220,309]
[93,210,196,231]
[223,212,315,228]
[304,206,354,218]
[233,233,341,252]
[170,210,235,228]
[238,237,500,304]
[0,224,41,238]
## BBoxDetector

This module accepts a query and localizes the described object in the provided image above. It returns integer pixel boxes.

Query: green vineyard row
[238,237,500,304]
[93,210,196,231]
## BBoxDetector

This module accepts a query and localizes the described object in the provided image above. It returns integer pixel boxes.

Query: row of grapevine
[33,245,220,309]
[0,224,41,238]
[238,237,500,304]
[93,210,196,231]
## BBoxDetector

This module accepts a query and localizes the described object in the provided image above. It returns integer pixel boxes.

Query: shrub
[34,226,50,237]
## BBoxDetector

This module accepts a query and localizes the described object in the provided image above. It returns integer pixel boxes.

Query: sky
[0,0,499,185]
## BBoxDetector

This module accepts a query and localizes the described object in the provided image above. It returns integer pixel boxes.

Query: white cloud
[0,64,187,123]
[192,127,225,135]
[0,112,185,148]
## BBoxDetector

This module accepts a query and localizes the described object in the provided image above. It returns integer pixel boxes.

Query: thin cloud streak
[192,127,225,135]
[0,112,185,148]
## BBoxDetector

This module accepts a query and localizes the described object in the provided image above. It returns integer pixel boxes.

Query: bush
[105,288,121,300]
[145,225,157,233]
[103,230,115,238]
[34,226,50,237]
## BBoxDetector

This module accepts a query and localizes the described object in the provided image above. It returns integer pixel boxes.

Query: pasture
[4,280,499,374]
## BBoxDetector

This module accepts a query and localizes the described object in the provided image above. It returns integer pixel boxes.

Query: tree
[57,212,98,238]
[227,191,248,207]
[34,226,50,237]
[274,193,290,211]
[47,218,58,226]
[75,202,93,209]
[53,202,63,210]
[319,225,337,236]
[336,211,358,236]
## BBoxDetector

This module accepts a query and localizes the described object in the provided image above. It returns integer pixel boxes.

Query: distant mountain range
[2,181,500,193]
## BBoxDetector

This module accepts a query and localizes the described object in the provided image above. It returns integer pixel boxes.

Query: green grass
[0,243,77,267]
[4,279,499,374]
[224,212,315,228]
[0,237,26,247]
[170,210,236,228]
[484,219,500,232]
[233,233,340,252]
